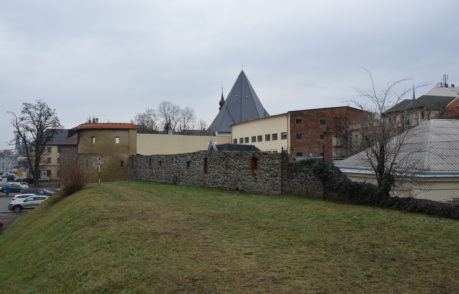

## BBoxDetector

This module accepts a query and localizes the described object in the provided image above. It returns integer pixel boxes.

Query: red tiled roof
[75,123,138,130]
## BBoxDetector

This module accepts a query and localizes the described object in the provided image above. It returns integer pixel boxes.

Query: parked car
[0,182,28,193]
[21,188,54,196]
[8,196,48,212]
[11,193,36,201]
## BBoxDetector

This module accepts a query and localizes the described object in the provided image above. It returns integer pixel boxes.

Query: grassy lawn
[0,182,458,293]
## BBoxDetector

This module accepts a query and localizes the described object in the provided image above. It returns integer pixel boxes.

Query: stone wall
[128,151,323,198]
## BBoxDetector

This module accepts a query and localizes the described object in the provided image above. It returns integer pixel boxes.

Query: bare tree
[132,108,159,133]
[157,101,180,133]
[197,119,207,131]
[9,100,62,185]
[177,106,196,132]
[353,71,425,198]
[59,152,95,196]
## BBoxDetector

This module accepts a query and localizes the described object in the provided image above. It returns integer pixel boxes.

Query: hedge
[304,159,459,219]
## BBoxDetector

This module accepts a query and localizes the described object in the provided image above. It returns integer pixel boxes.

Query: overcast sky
[1,0,458,149]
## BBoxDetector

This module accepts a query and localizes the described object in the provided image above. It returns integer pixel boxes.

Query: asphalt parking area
[0,196,22,234]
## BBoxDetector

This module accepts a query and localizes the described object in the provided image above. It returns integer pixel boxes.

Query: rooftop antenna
[442,74,449,87]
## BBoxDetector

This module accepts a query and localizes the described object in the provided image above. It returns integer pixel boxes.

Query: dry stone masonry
[128,151,323,198]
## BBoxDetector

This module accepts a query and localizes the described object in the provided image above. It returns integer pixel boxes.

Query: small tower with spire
[219,88,225,110]
[412,84,416,100]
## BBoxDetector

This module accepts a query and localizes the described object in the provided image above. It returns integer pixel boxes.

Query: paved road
[0,195,22,234]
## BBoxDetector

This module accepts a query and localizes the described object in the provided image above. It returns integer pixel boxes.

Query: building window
[320,134,324,139]
[251,136,256,142]
[47,147,51,153]
[239,138,243,144]
[265,134,271,141]
[272,133,278,140]
[47,158,51,163]
[115,136,120,144]
[257,135,262,142]
[149,158,152,168]
[186,161,191,169]
[57,157,60,163]
[46,170,51,177]
[320,119,326,125]
[244,137,249,143]
[296,133,303,139]
[233,139,237,144]
[57,146,61,153]
[281,132,288,140]
[295,118,303,124]
[296,152,303,157]
[159,160,162,166]
[120,160,124,167]
[91,136,96,144]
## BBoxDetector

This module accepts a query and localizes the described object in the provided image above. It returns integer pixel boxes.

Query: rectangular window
[115,136,120,144]
[47,158,51,163]
[244,137,249,143]
[92,136,96,144]
[296,133,303,139]
[57,157,60,163]
[46,170,51,177]
[233,139,237,144]
[257,135,262,142]
[320,134,324,139]
[57,146,61,153]
[272,133,278,140]
[265,134,271,141]
[296,152,303,157]
[295,118,303,124]
[251,136,256,142]
[320,119,326,125]
[120,160,124,167]
[239,138,243,144]
[47,147,51,153]
[281,132,288,140]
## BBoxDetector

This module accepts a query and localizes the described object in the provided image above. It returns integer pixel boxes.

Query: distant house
[41,129,76,181]
[336,119,459,203]
[384,82,459,126]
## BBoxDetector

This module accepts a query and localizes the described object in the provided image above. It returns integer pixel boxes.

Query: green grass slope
[0,182,458,293]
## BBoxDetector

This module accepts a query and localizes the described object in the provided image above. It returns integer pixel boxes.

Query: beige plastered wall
[231,114,289,153]
[137,134,232,155]
[346,173,459,203]
[77,129,137,181]
[40,145,61,181]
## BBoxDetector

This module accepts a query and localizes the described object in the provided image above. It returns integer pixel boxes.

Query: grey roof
[208,71,269,135]
[45,129,76,145]
[336,119,459,177]
[385,95,455,114]
[216,144,260,151]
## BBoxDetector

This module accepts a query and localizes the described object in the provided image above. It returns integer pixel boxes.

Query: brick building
[231,106,370,161]
[288,107,370,161]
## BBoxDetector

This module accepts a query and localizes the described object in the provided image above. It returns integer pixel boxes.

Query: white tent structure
[336,119,459,203]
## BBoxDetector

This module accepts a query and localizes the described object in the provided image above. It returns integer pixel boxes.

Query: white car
[8,195,49,212]
[11,193,36,201]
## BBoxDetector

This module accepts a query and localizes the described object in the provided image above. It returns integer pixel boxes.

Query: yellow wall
[231,114,288,152]
[40,145,61,181]
[137,134,232,155]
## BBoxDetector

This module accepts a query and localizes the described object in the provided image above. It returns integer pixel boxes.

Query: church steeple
[219,89,225,110]
[412,84,416,100]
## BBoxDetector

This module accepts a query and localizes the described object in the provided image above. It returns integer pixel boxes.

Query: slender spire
[412,84,416,100]
[219,88,225,110]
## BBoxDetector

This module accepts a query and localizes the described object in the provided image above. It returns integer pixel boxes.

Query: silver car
[8,195,48,212]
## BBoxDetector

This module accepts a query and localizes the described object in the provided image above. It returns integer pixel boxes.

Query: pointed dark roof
[208,71,269,135]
